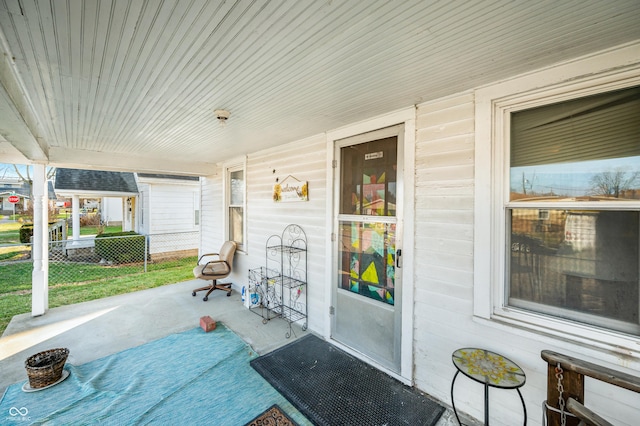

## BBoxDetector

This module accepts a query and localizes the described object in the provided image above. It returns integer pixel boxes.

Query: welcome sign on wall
[273,175,308,202]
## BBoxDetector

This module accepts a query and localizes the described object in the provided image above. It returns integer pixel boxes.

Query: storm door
[332,126,403,372]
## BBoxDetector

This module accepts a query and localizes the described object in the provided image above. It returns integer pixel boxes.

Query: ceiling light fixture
[214,109,230,127]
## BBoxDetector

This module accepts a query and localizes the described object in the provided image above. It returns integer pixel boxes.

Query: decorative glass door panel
[338,221,396,305]
[340,137,397,216]
[333,132,402,373]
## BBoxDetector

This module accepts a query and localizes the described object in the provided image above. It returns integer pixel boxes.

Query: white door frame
[324,107,416,383]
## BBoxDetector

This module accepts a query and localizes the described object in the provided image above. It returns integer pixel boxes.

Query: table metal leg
[452,370,526,425]
[451,370,462,425]
[484,382,490,425]
[517,388,527,426]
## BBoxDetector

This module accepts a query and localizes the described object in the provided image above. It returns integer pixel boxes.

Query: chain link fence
[1,231,199,294]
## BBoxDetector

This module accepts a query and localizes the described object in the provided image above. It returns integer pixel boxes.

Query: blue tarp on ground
[1,325,309,425]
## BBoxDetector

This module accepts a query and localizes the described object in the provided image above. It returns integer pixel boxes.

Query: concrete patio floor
[0,279,469,425]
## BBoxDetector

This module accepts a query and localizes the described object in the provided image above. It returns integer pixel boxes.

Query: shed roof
[54,169,138,195]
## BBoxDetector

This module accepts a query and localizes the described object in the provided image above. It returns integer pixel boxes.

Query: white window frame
[474,43,640,355]
[224,159,247,253]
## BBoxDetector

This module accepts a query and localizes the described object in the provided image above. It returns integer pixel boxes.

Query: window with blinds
[510,85,640,200]
[506,85,640,335]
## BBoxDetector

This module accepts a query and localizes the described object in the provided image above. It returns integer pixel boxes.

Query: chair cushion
[193,262,229,278]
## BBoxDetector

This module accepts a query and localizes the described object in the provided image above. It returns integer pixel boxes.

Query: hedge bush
[19,224,33,243]
[19,221,65,243]
[94,231,146,263]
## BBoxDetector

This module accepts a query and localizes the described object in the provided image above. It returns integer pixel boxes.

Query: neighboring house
[136,173,200,259]
[1,179,56,214]
[0,178,28,213]
[52,169,201,258]
[54,169,139,241]
[100,197,124,226]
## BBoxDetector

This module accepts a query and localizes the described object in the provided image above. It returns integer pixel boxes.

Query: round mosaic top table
[451,348,527,425]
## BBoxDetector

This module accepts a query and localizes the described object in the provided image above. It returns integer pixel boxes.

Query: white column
[31,164,49,316]
[72,194,80,242]
[123,197,132,232]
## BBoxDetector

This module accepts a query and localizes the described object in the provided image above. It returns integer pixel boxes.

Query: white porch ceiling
[0,0,639,176]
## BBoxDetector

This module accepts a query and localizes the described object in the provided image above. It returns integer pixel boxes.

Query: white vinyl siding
[200,171,225,256]
[201,135,328,332]
[135,178,200,255]
[414,92,480,413]
[148,187,199,234]
[245,135,327,331]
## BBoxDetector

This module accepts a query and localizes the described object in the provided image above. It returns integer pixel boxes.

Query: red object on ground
[200,316,216,332]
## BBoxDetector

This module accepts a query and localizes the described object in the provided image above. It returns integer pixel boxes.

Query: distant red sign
[8,195,20,203]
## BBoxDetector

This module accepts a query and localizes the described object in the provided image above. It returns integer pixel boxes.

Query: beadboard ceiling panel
[0,0,639,175]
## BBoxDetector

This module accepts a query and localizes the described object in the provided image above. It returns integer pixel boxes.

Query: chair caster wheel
[226,292,231,297]
[203,296,208,301]
[192,292,196,297]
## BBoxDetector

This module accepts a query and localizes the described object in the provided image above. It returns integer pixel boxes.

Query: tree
[10,164,57,187]
[590,167,639,198]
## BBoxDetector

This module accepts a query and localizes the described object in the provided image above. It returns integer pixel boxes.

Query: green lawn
[0,222,21,244]
[0,222,121,262]
[0,221,122,241]
[0,220,194,335]
[80,225,121,235]
[0,256,197,335]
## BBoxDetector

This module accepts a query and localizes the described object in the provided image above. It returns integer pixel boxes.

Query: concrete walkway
[0,280,471,426]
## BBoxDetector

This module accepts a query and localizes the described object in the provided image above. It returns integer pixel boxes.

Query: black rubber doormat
[250,334,445,426]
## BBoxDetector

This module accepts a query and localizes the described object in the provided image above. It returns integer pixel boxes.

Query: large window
[474,52,640,349]
[507,86,640,335]
[227,165,245,252]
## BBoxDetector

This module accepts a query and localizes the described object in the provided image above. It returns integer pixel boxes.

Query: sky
[0,163,27,179]
[0,163,55,180]
[511,156,640,197]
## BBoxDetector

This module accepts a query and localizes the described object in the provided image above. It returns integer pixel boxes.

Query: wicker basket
[24,348,69,389]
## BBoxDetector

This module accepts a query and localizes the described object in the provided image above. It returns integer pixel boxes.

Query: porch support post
[72,194,80,242]
[31,164,49,316]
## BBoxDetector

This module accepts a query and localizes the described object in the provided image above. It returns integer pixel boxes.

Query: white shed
[136,173,201,259]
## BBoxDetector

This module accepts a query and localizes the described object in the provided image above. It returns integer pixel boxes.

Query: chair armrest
[197,253,220,264]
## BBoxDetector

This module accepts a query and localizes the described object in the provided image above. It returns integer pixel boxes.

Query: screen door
[332,127,403,372]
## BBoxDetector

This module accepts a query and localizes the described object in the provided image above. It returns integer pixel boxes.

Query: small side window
[227,165,245,251]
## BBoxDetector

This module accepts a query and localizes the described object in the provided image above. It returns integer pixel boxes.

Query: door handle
[397,249,402,268]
